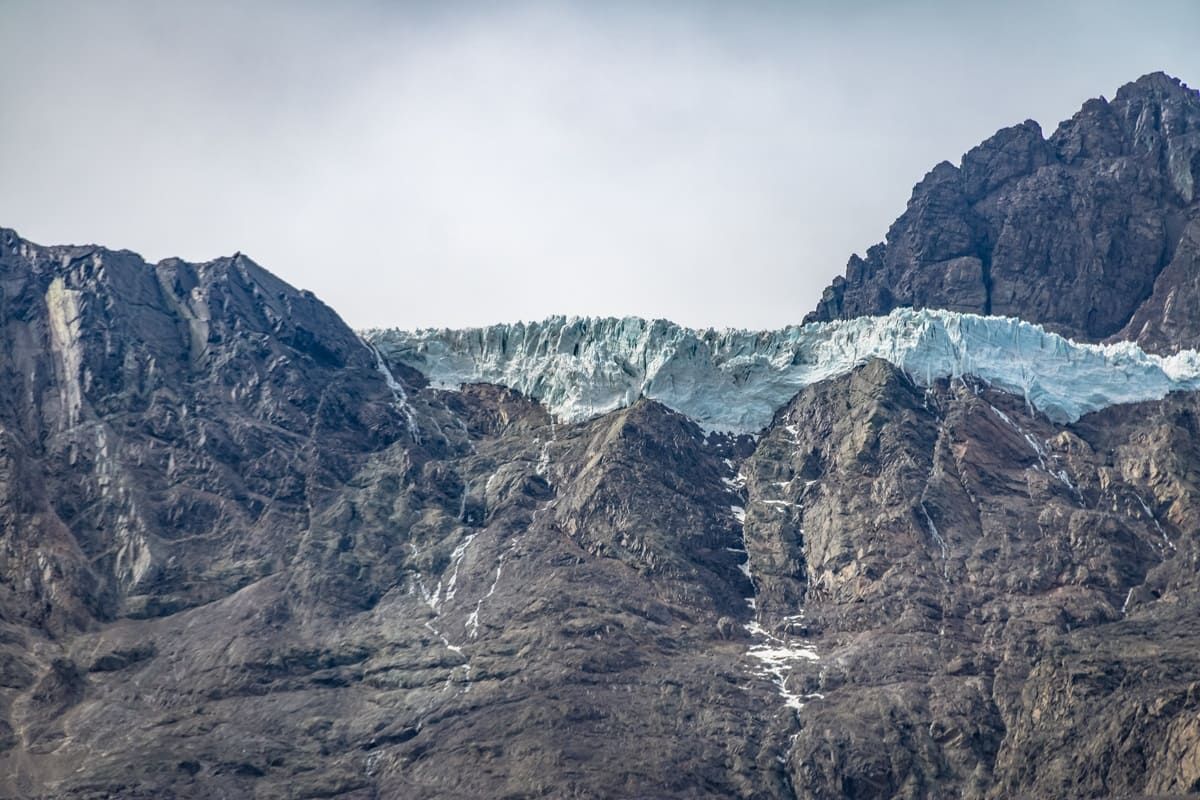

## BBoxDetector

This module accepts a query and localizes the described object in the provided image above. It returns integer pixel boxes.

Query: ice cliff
[366,308,1200,433]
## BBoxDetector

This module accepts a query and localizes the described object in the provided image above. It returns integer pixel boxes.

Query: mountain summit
[807,72,1200,354]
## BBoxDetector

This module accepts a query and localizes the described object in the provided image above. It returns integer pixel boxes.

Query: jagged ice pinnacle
[366,308,1200,433]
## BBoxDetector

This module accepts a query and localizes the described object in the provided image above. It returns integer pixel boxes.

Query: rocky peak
[1051,71,1200,201]
[1111,70,1200,118]
[959,119,1050,202]
[0,228,409,631]
[807,72,1200,353]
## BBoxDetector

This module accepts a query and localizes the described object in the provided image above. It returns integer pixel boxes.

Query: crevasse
[365,308,1200,434]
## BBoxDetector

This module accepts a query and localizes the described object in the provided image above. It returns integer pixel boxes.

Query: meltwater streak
[366,309,1200,434]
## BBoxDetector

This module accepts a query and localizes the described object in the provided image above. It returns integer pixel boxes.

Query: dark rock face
[807,72,1200,353]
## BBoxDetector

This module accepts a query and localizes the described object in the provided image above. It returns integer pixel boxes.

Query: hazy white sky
[1,1,1197,329]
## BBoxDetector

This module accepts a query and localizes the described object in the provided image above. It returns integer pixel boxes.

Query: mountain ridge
[2,72,1200,798]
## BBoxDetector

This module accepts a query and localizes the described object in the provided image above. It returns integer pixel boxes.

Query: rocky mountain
[807,72,1200,354]
[2,73,1200,799]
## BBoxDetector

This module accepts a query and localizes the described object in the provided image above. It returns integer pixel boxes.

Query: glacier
[365,308,1200,434]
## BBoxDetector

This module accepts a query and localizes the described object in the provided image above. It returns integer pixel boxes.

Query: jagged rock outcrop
[807,72,1200,354]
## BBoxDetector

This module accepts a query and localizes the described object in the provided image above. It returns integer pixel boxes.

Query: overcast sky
[1,1,1197,330]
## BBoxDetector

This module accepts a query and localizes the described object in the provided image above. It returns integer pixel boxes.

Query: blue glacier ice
[366,309,1200,434]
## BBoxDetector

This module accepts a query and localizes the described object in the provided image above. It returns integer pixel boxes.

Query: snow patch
[363,338,420,439]
[744,619,820,712]
[1134,493,1175,551]
[920,501,949,578]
